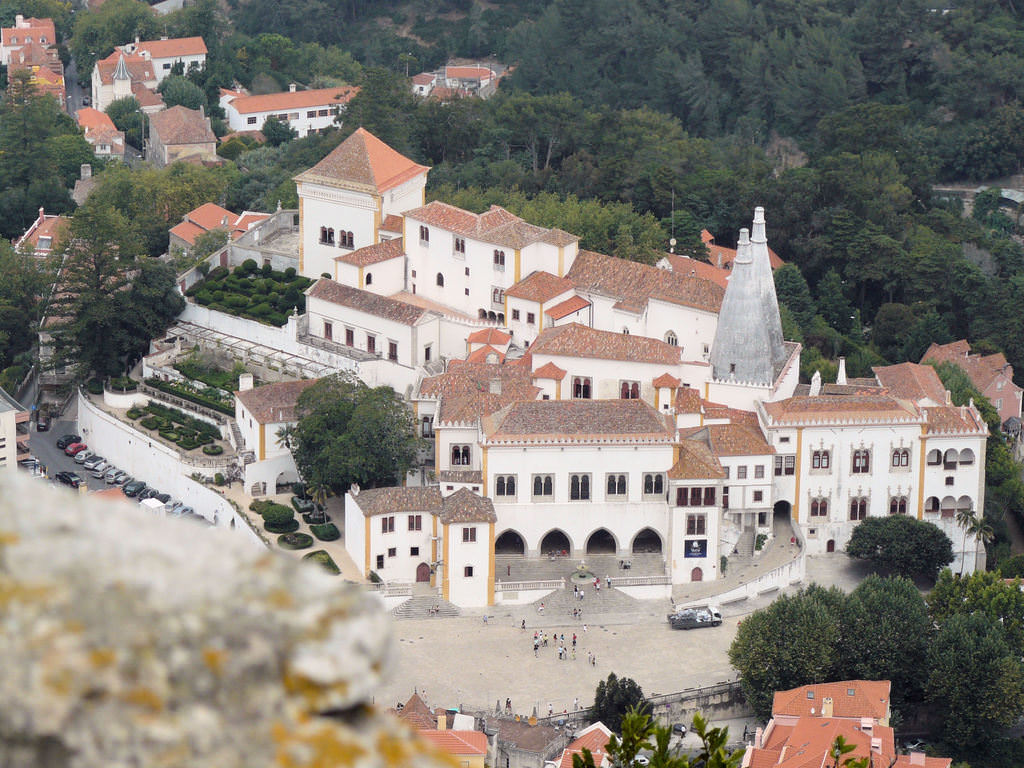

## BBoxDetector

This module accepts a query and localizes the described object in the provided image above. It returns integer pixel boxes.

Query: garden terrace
[184,261,313,327]
[127,401,226,453]
[145,377,235,416]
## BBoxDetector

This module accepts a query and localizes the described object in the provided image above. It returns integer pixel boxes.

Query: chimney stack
[238,373,254,391]
[15,14,24,27]
[81,163,92,180]
[437,713,447,731]
[289,83,297,93]
[809,370,822,397]
[822,697,833,718]
[870,738,882,754]
[836,357,848,385]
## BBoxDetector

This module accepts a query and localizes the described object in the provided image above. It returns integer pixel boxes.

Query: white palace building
[177,128,988,608]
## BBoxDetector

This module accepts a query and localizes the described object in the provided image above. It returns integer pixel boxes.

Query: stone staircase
[495,553,665,583]
[735,527,756,558]
[391,595,461,620]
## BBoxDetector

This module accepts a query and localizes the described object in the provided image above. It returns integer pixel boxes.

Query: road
[65,57,85,113]
[32,416,123,492]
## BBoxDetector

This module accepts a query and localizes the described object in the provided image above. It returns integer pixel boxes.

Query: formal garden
[125,401,225,454]
[144,376,235,416]
[185,260,313,327]
[250,498,341,553]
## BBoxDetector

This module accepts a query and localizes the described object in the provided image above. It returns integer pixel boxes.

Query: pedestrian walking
[522,619,526,630]
[591,653,596,667]
[573,697,579,711]
[548,703,553,716]
[583,623,588,632]
[571,647,576,661]
[572,633,577,647]
[538,602,545,614]
[606,574,611,588]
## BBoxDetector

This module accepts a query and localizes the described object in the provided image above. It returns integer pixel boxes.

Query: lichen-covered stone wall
[0,472,455,768]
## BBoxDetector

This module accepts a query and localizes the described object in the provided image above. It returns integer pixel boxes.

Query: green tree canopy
[291,373,418,495]
[928,570,1024,659]
[157,75,207,111]
[106,97,145,148]
[845,515,954,579]
[590,673,650,734]
[261,115,298,147]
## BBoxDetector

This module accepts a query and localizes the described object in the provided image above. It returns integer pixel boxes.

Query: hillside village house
[169,203,270,257]
[91,52,159,113]
[7,38,65,105]
[146,105,217,167]
[170,127,989,606]
[76,107,126,160]
[923,339,1024,425]
[0,15,55,65]
[119,36,207,83]
[219,85,359,137]
[15,207,68,257]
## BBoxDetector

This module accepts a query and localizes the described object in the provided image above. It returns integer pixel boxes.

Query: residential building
[411,72,437,97]
[168,203,270,256]
[219,84,359,137]
[492,718,565,768]
[0,386,30,471]
[15,207,68,256]
[771,680,891,725]
[76,107,126,160]
[146,105,217,167]
[91,51,159,113]
[0,15,55,65]
[7,38,64,106]
[418,730,488,768]
[555,723,613,768]
[120,36,207,83]
[922,339,1023,424]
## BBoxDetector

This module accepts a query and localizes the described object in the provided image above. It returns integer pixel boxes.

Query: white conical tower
[749,206,787,371]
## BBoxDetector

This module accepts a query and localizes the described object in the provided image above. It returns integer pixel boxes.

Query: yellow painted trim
[364,516,371,577]
[482,446,488,496]
[358,265,364,289]
[373,196,381,243]
[558,245,564,277]
[917,428,927,520]
[514,249,521,283]
[434,429,440,476]
[430,515,438,588]
[538,303,543,332]
[555,379,561,400]
[258,423,265,461]
[297,195,304,274]
[793,428,803,523]
[442,523,450,602]
[655,387,660,410]
[487,522,495,606]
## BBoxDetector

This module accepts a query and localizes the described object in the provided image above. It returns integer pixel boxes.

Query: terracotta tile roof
[381,214,404,232]
[169,220,205,245]
[149,105,215,145]
[532,362,567,381]
[389,290,475,322]
[752,717,896,768]
[445,65,495,81]
[700,401,761,429]
[506,271,575,303]
[411,72,436,85]
[702,229,784,270]
[1,18,56,48]
[335,237,405,266]
[437,470,483,484]
[187,202,235,231]
[394,693,435,730]
[134,36,207,59]
[660,254,729,289]
[545,295,590,320]
[233,212,270,234]
[653,373,681,388]
[772,680,890,720]
[668,440,726,479]
[483,399,675,444]
[491,718,561,754]
[675,387,702,413]
[295,127,427,193]
[351,486,443,517]
[468,327,511,345]
[557,723,613,768]
[762,395,920,425]
[11,39,60,68]
[226,85,358,115]
[76,106,116,130]
[873,362,947,404]
[419,362,539,425]
[924,405,987,435]
[542,228,578,247]
[234,379,318,424]
[689,423,773,457]
[18,214,68,251]
[893,755,952,768]
[567,250,723,315]
[95,52,154,85]
[465,344,505,363]
[440,487,496,523]
[419,729,489,756]
[923,340,1019,395]
[404,201,579,250]
[130,81,164,108]
[307,279,429,326]
[530,323,682,365]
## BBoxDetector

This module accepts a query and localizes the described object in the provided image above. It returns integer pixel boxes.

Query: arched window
[644,474,653,494]
[927,449,942,465]
[496,476,506,496]
[944,449,958,469]
[654,474,663,494]
[573,377,592,399]
[849,497,867,520]
[506,476,516,496]
[365,273,372,286]
[319,226,329,244]
[891,448,909,467]
[959,448,975,465]
[326,227,335,245]
[810,498,828,517]
[461,446,470,464]
[925,496,940,513]
[436,273,445,287]
[533,476,543,496]
[957,495,973,513]
[543,476,552,495]
[631,382,640,399]
[622,327,630,335]
[852,449,870,474]
[889,496,908,515]
[665,331,678,346]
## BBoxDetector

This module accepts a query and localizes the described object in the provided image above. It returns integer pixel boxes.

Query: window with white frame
[852,449,871,474]
[451,445,471,466]
[454,237,466,255]
[810,498,828,517]
[811,450,830,470]
[891,448,910,468]
[493,250,505,270]
[665,331,677,346]
[463,527,476,542]
[419,225,429,243]
[686,514,706,535]
[572,377,592,399]
[408,514,422,531]
[849,497,868,520]
[620,381,640,399]
[495,475,517,496]
[889,496,908,515]
[569,473,591,501]
[381,516,395,533]
[606,473,627,498]
[532,474,553,498]
[642,473,665,496]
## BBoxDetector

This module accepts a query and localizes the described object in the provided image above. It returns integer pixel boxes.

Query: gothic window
[852,449,871,474]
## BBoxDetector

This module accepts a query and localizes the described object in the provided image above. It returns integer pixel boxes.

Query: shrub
[109,376,137,391]
[242,258,258,274]
[195,291,213,305]
[202,444,224,455]
[266,518,300,533]
[302,512,331,524]
[125,407,143,419]
[291,482,307,498]
[159,430,179,441]
[140,416,162,430]
[278,532,314,550]
[86,378,104,394]
[291,496,315,514]
[303,550,341,574]
[284,266,296,279]
[207,266,229,281]
[310,523,340,541]
[214,472,225,486]
[260,503,294,525]
[369,570,382,583]
[268,312,288,326]
[261,263,273,276]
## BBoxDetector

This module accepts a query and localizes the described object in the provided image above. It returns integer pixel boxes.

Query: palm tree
[275,425,295,451]
[308,480,330,525]
[967,514,995,574]
[955,506,976,577]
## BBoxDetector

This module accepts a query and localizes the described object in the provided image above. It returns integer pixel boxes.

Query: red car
[64,442,88,456]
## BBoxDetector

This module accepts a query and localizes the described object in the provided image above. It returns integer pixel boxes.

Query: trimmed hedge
[125,407,144,419]
[145,378,234,415]
[108,376,137,392]
[203,444,224,455]
[278,532,314,550]
[302,549,340,574]
[140,416,162,430]
[86,378,104,394]
[265,519,300,534]
[291,496,314,514]
[259,503,294,526]
[302,512,331,525]
[310,523,340,542]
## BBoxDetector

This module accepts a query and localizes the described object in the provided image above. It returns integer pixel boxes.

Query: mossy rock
[202,444,224,456]
[310,523,340,542]
[302,550,340,574]
[278,532,314,550]
[265,519,300,534]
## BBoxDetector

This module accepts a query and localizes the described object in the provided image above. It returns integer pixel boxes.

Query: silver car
[90,461,110,478]
[74,450,95,464]
[83,455,105,470]
[104,467,124,483]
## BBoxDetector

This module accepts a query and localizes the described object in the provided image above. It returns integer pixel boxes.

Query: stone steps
[392,595,461,620]
[495,553,665,583]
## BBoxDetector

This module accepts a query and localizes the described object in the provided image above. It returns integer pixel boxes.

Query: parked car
[122,480,147,497]
[73,450,95,464]
[55,471,83,488]
[64,442,88,456]
[56,434,82,450]
[90,461,110,478]
[82,455,105,470]
[153,492,172,504]
[166,501,185,516]
[112,473,131,486]
[137,488,160,501]
[105,468,125,483]
[36,414,50,432]
[672,724,687,737]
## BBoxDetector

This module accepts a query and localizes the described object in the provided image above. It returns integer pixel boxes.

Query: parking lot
[31,417,112,492]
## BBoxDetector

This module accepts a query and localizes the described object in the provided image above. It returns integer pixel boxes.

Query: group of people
[531,628,591,661]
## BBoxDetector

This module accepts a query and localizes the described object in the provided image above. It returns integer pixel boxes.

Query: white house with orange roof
[91,51,158,112]
[168,202,270,256]
[15,207,68,256]
[555,722,613,768]
[220,84,359,138]
[120,36,207,82]
[76,107,125,160]
[923,339,1023,424]
[1,15,56,65]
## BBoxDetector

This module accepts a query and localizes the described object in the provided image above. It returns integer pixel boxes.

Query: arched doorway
[416,562,431,582]
[632,528,662,554]
[495,530,526,555]
[691,567,703,582]
[586,528,616,554]
[773,500,791,522]
[826,539,835,553]
[540,529,571,557]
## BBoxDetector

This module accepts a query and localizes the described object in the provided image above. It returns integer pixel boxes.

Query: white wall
[445,520,491,607]
[298,181,378,279]
[149,53,205,83]
[225,101,339,136]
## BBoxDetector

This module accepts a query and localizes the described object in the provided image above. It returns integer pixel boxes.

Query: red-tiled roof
[545,295,590,320]
[439,487,496,524]
[381,214,404,232]
[668,440,726,480]
[225,85,358,115]
[95,52,154,85]
[762,395,919,425]
[568,250,723,315]
[1,18,56,48]
[530,323,682,365]
[306,279,429,326]
[130,81,164,108]
[467,327,511,345]
[404,201,578,250]
[557,724,612,768]
[76,107,116,131]
[169,220,205,245]
[752,717,897,768]
[483,399,675,444]
[134,36,207,59]
[419,730,488,756]
[187,202,235,231]
[660,254,729,289]
[506,271,575,303]
[17,213,68,251]
[873,362,947,404]
[772,681,890,720]
[149,105,215,145]
[923,340,1020,396]
[445,65,495,81]
[419,362,539,425]
[394,693,435,729]
[653,373,681,388]
[690,423,773,457]
[295,127,427,193]
[702,229,784,270]
[411,72,436,85]
[924,405,987,435]
[465,344,505,363]
[893,755,952,768]
[336,237,405,267]
[675,387,702,413]
[234,379,318,424]
[352,487,442,517]
[532,362,567,381]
